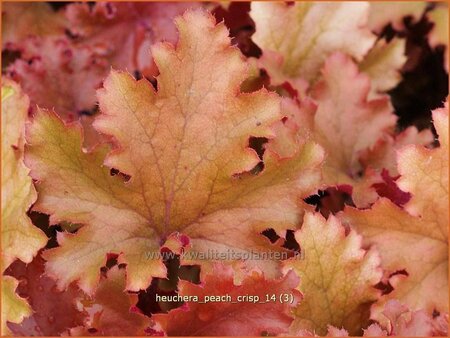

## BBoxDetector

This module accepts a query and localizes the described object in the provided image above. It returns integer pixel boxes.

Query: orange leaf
[25,10,323,294]
[71,266,151,336]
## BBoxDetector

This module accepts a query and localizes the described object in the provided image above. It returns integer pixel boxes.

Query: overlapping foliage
[1,1,448,336]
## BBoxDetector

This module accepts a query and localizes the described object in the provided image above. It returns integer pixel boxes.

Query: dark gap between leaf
[110,168,131,182]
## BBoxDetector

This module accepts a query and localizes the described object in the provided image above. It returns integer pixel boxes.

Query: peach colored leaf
[1,3,66,49]
[152,264,300,336]
[250,2,375,87]
[5,254,84,336]
[1,79,47,272]
[311,53,396,186]
[1,276,32,335]
[274,53,398,207]
[25,10,324,295]
[7,37,109,122]
[326,326,351,337]
[363,300,446,336]
[359,38,407,98]
[378,300,434,336]
[360,126,433,177]
[368,2,427,33]
[363,323,388,337]
[340,199,448,321]
[339,101,448,319]
[283,212,382,335]
[70,266,151,336]
[428,5,449,71]
[65,2,200,77]
[396,102,448,309]
[266,97,316,160]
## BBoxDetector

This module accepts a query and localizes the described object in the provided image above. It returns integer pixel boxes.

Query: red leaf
[5,254,84,336]
[152,264,301,336]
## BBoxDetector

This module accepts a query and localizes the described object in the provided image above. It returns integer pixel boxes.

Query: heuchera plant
[1,1,448,337]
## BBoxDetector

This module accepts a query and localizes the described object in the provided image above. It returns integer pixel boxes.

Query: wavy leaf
[7,37,109,121]
[272,53,399,207]
[1,276,32,335]
[2,3,66,49]
[359,38,407,98]
[70,266,151,336]
[25,9,323,294]
[1,80,47,271]
[152,264,300,336]
[428,5,449,71]
[340,103,448,318]
[65,2,200,77]
[6,254,84,336]
[283,212,382,335]
[250,2,375,87]
[368,2,427,33]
